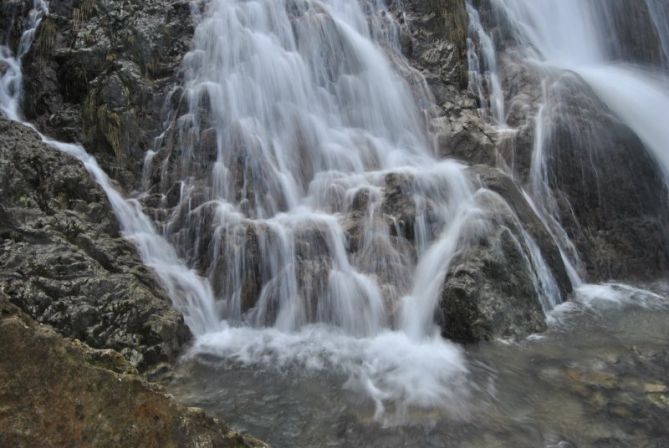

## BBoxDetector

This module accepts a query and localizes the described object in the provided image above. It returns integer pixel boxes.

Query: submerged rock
[0,118,190,371]
[0,298,267,448]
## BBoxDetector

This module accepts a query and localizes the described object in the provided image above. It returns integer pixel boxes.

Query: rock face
[0,0,30,51]
[0,117,191,371]
[0,298,267,448]
[20,0,194,188]
[496,60,669,281]
[6,0,668,349]
[438,165,574,342]
[542,75,669,280]
[439,220,547,342]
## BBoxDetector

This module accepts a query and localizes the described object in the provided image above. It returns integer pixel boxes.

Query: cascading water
[511,0,669,177]
[2,0,569,420]
[147,0,489,415]
[139,0,568,416]
[4,1,669,445]
[471,0,669,184]
[466,0,506,126]
[0,0,47,120]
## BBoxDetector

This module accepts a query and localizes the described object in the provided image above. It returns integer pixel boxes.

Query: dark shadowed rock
[0,0,31,51]
[542,75,669,280]
[438,167,572,342]
[469,165,573,297]
[497,62,669,281]
[439,223,547,342]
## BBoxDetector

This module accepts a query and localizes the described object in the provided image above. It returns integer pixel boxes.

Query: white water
[466,0,506,125]
[0,0,48,120]
[2,0,572,418]
[155,0,493,416]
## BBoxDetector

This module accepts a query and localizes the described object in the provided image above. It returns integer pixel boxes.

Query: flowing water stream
[2,0,669,446]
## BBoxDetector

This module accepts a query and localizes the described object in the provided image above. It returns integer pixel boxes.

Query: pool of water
[170,282,669,447]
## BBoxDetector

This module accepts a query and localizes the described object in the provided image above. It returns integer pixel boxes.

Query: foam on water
[191,325,471,422]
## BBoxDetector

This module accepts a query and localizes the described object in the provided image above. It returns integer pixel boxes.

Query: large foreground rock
[0,118,190,371]
[0,298,267,448]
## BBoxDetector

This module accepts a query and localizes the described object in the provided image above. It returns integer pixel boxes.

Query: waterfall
[2,0,573,418]
[466,0,506,126]
[151,0,485,338]
[0,0,48,120]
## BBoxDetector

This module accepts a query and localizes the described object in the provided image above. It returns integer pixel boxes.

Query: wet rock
[0,118,191,371]
[544,75,669,281]
[382,172,419,242]
[592,0,668,67]
[435,110,498,166]
[398,0,469,90]
[438,167,576,342]
[0,298,267,448]
[438,222,547,342]
[494,56,669,281]
[20,0,195,189]
[469,165,572,297]
[0,0,31,51]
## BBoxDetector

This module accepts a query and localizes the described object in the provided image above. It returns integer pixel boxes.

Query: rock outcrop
[6,0,668,350]
[438,166,574,342]
[20,0,194,188]
[496,60,669,281]
[0,117,190,371]
[0,297,267,448]
[0,0,31,51]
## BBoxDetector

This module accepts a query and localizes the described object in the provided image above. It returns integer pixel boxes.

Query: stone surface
[438,167,567,341]
[20,0,194,189]
[467,2,669,283]
[496,59,669,281]
[469,165,572,296]
[0,298,267,448]
[0,117,191,371]
[0,0,31,51]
